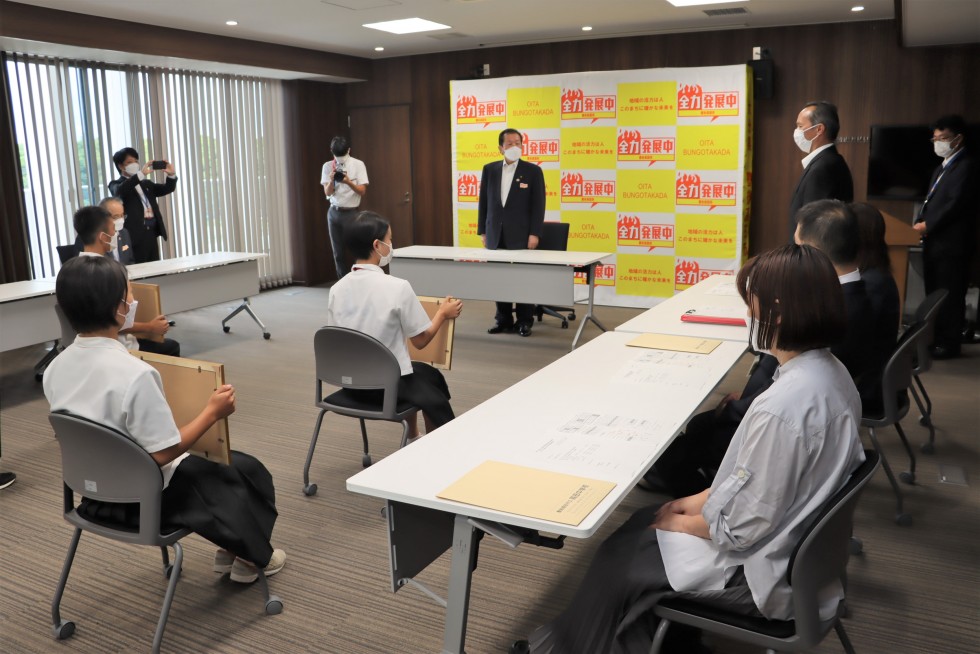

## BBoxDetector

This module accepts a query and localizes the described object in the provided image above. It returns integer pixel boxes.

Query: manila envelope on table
[626,333,721,354]
[437,461,617,526]
[130,350,232,465]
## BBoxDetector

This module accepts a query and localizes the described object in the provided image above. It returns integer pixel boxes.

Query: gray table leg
[441,514,479,654]
[571,263,608,350]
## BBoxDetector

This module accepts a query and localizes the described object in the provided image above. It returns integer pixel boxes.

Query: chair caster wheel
[54,620,75,640]
[223,326,231,333]
[569,313,576,321]
[920,442,934,454]
[849,537,863,555]
[263,332,271,340]
[561,320,569,329]
[895,513,913,526]
[918,415,928,426]
[303,484,317,496]
[899,471,915,484]
[362,454,372,468]
[35,372,44,382]
[265,597,284,615]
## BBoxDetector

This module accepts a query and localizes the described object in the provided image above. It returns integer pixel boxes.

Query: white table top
[347,331,746,538]
[0,278,57,303]
[127,251,267,280]
[616,274,748,342]
[393,245,610,267]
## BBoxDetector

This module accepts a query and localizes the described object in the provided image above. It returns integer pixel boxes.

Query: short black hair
[737,244,846,353]
[73,205,112,246]
[112,147,140,171]
[330,136,351,157]
[930,114,967,137]
[345,211,390,259]
[56,256,129,334]
[795,199,859,267]
[498,128,522,147]
[802,101,841,140]
[850,202,891,273]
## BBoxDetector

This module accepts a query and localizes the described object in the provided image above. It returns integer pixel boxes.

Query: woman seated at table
[510,244,866,654]
[326,211,463,439]
[43,256,285,583]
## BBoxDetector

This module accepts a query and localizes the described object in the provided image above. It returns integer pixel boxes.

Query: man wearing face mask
[787,101,853,241]
[108,147,177,264]
[92,198,136,265]
[478,128,547,337]
[72,205,181,357]
[321,136,369,280]
[913,115,979,359]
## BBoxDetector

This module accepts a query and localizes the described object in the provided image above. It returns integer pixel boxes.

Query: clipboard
[408,296,456,370]
[130,351,232,465]
[680,308,746,327]
[129,282,164,343]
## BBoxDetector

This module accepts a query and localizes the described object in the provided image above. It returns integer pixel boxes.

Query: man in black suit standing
[108,147,177,263]
[788,101,853,240]
[913,115,979,359]
[478,128,546,337]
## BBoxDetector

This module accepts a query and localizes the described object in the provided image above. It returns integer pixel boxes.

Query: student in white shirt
[326,211,462,440]
[44,256,286,583]
[511,244,866,654]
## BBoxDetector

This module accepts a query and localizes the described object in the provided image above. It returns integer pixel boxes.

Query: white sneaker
[213,549,236,574]
[230,548,286,584]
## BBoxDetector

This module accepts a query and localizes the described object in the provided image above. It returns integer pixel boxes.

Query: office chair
[303,326,421,496]
[56,243,79,264]
[48,412,283,653]
[861,320,928,526]
[533,221,576,329]
[909,289,948,454]
[650,449,880,654]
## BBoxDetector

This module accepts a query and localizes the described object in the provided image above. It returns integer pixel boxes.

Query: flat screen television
[867,124,936,201]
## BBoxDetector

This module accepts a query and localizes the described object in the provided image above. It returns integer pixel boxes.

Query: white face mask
[118,299,139,331]
[114,218,125,232]
[124,162,140,176]
[334,153,349,165]
[749,317,772,355]
[377,240,393,267]
[793,124,820,154]
[503,145,522,162]
[100,231,117,252]
[934,140,954,159]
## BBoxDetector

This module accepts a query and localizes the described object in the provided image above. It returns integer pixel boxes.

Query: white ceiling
[2,0,977,80]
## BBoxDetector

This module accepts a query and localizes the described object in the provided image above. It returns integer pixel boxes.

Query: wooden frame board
[130,350,232,465]
[129,282,164,343]
[408,296,455,370]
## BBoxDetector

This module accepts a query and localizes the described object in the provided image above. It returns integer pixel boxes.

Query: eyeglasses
[930,135,957,143]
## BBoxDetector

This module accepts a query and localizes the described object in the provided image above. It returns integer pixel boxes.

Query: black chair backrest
[538,222,569,252]
[313,326,404,418]
[911,289,948,374]
[787,449,880,642]
[49,412,167,545]
[880,320,926,419]
[54,304,77,347]
[56,244,79,264]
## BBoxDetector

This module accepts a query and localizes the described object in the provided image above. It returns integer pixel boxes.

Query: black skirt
[348,361,455,429]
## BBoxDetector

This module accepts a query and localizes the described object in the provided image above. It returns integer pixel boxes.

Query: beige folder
[130,351,232,465]
[408,296,456,370]
[128,282,164,343]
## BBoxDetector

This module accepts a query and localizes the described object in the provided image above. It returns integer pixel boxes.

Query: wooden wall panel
[344,20,979,255]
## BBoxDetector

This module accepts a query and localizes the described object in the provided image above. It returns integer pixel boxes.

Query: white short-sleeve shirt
[320,155,369,209]
[43,336,186,487]
[325,264,431,375]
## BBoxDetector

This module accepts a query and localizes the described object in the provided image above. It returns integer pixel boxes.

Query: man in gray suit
[477,128,547,337]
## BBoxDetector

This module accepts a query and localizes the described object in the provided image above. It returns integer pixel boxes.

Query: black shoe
[488,324,515,335]
[509,639,530,654]
[930,344,960,360]
[636,469,669,494]
[0,472,16,490]
[518,324,532,337]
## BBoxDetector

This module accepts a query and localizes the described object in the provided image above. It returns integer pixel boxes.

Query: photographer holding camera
[108,147,178,263]
[321,136,369,280]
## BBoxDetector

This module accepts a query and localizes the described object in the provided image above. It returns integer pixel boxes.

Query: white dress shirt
[321,155,369,209]
[801,142,834,169]
[500,159,518,206]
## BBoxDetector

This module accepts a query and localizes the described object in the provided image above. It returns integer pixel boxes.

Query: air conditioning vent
[703,7,749,16]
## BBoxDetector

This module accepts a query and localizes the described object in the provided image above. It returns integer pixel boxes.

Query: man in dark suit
[788,101,853,240]
[478,128,546,337]
[108,147,177,263]
[98,198,136,265]
[644,200,877,498]
[913,115,979,359]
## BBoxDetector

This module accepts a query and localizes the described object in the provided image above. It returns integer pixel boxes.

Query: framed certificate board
[408,296,456,370]
[130,351,232,465]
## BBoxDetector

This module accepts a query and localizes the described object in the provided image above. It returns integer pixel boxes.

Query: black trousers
[493,232,534,328]
[652,410,736,498]
[131,226,161,263]
[923,243,971,349]
[136,337,181,357]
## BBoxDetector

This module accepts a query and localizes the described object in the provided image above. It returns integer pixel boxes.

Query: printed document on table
[436,461,616,526]
[614,350,716,391]
[707,281,740,297]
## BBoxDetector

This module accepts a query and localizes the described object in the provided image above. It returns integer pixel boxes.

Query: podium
[882,211,920,318]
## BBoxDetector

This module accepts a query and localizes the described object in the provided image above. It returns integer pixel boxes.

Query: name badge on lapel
[520,183,529,188]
